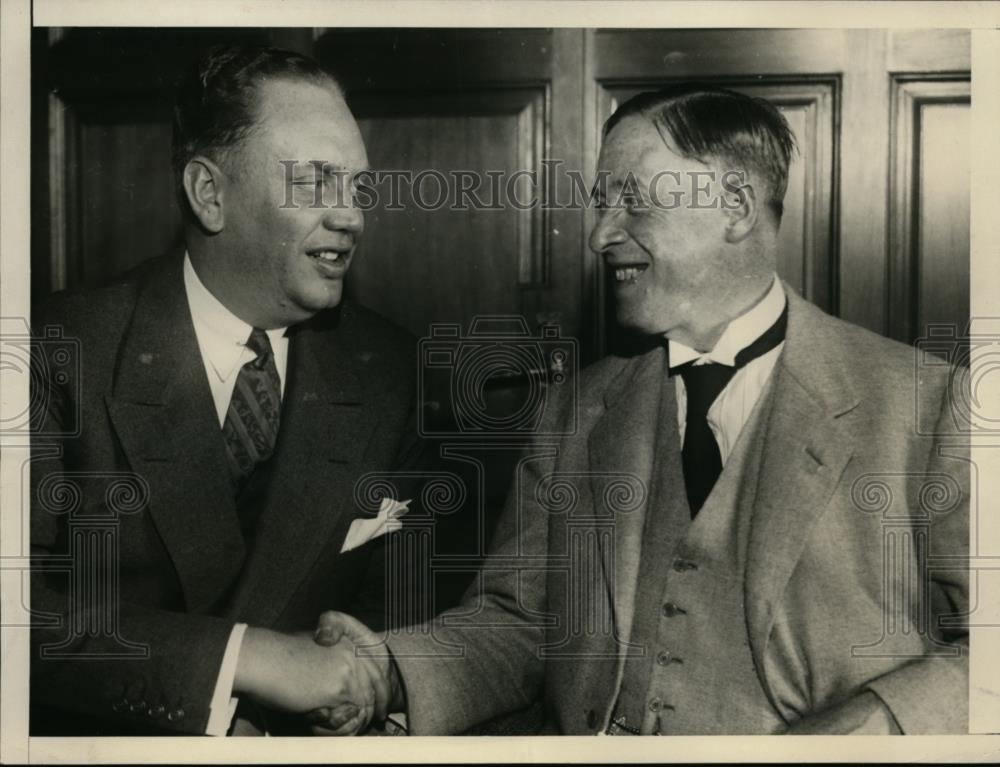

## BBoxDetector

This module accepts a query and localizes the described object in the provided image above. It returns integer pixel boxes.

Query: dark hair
[603,83,797,221]
[171,44,341,186]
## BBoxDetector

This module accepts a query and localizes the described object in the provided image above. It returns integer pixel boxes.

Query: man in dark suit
[30,45,414,735]
[313,84,969,735]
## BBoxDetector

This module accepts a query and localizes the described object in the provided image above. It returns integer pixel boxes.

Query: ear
[720,171,759,244]
[182,157,227,234]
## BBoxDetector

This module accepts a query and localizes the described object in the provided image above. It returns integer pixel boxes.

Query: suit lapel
[105,253,246,614]
[225,314,376,626]
[744,289,861,675]
[588,347,669,651]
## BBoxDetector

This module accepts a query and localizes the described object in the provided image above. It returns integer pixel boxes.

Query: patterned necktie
[673,305,787,516]
[222,328,281,492]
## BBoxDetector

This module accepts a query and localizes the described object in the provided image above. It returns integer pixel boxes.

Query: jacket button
[656,650,673,666]
[648,697,662,712]
[672,558,698,572]
[662,602,686,618]
[167,708,185,722]
[586,709,598,729]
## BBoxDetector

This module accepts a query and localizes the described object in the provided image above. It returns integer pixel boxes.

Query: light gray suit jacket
[388,288,969,734]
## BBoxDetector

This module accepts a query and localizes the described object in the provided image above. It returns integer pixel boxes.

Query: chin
[302,283,345,312]
[615,308,661,337]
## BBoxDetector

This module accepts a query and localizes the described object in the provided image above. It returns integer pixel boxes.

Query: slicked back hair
[604,83,798,223]
[171,44,342,205]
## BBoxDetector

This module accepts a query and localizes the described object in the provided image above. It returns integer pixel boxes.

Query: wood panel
[594,29,852,79]
[75,107,183,287]
[888,29,971,73]
[47,95,182,292]
[315,28,554,90]
[888,78,971,344]
[347,87,549,338]
[837,29,892,334]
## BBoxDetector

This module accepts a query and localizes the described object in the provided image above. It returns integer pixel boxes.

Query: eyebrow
[293,163,372,178]
[593,178,640,196]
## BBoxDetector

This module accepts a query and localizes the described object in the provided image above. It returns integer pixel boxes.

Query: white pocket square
[341,497,411,553]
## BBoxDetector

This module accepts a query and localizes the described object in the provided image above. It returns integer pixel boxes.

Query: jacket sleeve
[29,313,236,735]
[383,394,574,735]
[864,376,970,734]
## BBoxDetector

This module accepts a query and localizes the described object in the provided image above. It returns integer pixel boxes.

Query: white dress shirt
[183,254,289,422]
[183,253,288,735]
[668,275,786,465]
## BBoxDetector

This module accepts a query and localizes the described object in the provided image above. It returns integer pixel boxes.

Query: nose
[588,209,627,255]
[323,198,364,240]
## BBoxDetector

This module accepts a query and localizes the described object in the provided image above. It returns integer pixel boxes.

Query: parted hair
[171,44,341,183]
[604,83,798,222]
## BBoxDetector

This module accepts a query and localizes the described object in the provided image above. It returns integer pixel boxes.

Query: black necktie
[673,305,787,516]
[222,328,282,494]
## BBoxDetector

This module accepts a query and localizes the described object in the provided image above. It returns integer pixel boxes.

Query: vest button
[662,602,686,618]
[656,650,672,666]
[648,697,662,712]
[672,558,698,572]
[586,709,598,729]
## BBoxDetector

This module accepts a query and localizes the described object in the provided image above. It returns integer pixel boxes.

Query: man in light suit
[314,84,969,735]
[30,45,417,735]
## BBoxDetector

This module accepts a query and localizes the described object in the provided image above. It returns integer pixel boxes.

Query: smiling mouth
[610,263,649,283]
[308,249,348,264]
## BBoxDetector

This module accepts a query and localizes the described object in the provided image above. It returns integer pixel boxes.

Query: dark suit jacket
[389,287,969,735]
[29,252,420,735]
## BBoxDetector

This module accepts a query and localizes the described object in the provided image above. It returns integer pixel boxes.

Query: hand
[232,627,371,726]
[308,611,405,736]
[782,691,901,735]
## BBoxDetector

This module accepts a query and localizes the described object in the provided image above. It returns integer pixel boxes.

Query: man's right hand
[232,626,373,728]
[309,611,406,735]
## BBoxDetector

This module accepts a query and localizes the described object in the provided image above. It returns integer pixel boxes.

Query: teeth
[313,251,340,262]
[614,267,642,282]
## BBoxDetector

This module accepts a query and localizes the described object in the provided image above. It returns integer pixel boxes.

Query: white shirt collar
[668,275,786,368]
[183,252,287,383]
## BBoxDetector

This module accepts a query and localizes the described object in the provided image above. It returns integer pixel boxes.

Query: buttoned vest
[610,376,784,734]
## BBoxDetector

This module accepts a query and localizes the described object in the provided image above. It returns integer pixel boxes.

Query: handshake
[233,611,405,735]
